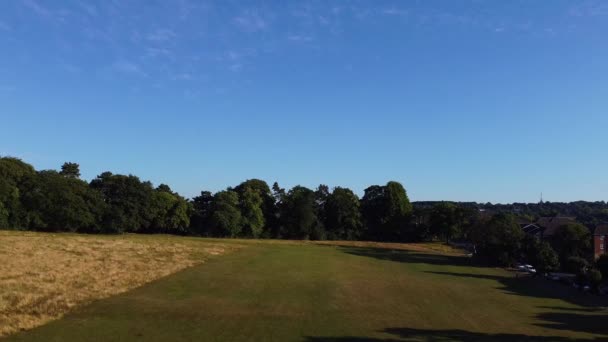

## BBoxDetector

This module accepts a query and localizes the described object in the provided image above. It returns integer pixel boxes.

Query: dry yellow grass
[0,231,234,337]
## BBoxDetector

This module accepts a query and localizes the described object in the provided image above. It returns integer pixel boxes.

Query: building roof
[594,225,608,236]
[521,223,543,235]
[536,216,577,237]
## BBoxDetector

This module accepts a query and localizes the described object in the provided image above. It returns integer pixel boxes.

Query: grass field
[2,233,608,341]
[0,231,232,337]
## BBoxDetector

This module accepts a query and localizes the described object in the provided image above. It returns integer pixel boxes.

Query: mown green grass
[5,239,608,341]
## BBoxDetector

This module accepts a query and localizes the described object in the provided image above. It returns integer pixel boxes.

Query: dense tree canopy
[324,187,363,240]
[210,190,242,237]
[470,213,524,266]
[551,223,592,265]
[361,181,412,241]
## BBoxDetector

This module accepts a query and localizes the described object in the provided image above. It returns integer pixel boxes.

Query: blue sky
[1,1,607,203]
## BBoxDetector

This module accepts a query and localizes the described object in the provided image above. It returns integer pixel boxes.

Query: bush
[587,269,602,292]
[565,256,589,274]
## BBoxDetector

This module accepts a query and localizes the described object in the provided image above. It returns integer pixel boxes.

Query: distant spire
[540,192,544,204]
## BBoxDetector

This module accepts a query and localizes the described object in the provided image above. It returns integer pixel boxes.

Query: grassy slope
[5,240,608,341]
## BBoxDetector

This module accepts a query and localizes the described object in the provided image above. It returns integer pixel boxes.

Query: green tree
[552,223,592,264]
[239,186,265,238]
[210,190,242,237]
[587,269,603,292]
[59,162,81,179]
[470,213,524,266]
[189,191,214,236]
[595,254,608,280]
[521,235,559,274]
[324,187,363,240]
[234,179,275,237]
[0,157,36,228]
[280,186,319,239]
[149,188,191,234]
[89,172,156,233]
[564,256,589,274]
[361,181,412,241]
[21,170,106,232]
[429,202,459,242]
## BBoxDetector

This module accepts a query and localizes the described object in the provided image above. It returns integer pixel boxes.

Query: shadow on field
[338,246,608,339]
[339,247,471,267]
[305,326,597,341]
[428,271,608,308]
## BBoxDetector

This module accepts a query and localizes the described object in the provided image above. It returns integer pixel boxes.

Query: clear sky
[1,1,607,203]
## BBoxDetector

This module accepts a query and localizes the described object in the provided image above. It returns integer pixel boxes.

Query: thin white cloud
[568,1,608,17]
[229,63,243,72]
[76,1,98,17]
[171,73,193,81]
[287,34,313,42]
[22,0,51,16]
[147,29,176,42]
[381,8,408,16]
[233,10,268,32]
[111,60,147,77]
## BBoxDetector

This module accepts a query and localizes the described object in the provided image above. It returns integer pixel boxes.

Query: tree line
[1,156,607,287]
[0,157,413,240]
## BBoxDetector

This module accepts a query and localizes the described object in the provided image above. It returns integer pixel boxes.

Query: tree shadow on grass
[305,326,599,341]
[339,247,471,267]
[427,271,608,308]
[337,246,608,338]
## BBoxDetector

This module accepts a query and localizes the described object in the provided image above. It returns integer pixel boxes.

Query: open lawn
[2,233,608,341]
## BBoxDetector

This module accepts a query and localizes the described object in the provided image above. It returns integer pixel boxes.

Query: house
[520,223,543,239]
[536,216,577,239]
[593,224,608,259]
[519,216,578,239]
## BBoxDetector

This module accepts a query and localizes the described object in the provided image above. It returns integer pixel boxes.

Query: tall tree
[0,157,36,228]
[89,172,156,233]
[235,179,275,237]
[189,191,214,236]
[470,213,524,266]
[429,202,459,242]
[210,190,242,237]
[60,162,81,179]
[280,186,319,239]
[361,181,412,241]
[324,187,363,240]
[239,186,265,238]
[551,223,592,264]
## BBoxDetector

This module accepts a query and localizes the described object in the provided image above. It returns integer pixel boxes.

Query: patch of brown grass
[0,231,235,337]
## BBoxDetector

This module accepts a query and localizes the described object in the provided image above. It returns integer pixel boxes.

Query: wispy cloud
[76,1,98,17]
[229,63,243,72]
[287,34,313,42]
[381,8,408,17]
[22,0,71,23]
[170,73,193,81]
[22,0,51,17]
[233,10,268,32]
[147,28,176,42]
[568,1,608,17]
[111,60,147,77]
